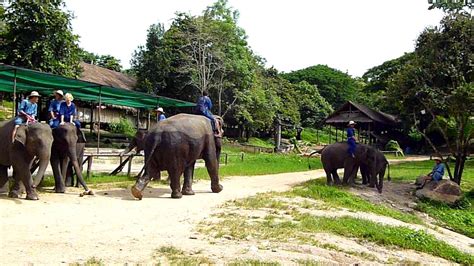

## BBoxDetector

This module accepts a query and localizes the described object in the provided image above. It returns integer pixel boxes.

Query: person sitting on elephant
[59,93,80,128]
[417,157,445,189]
[195,91,217,134]
[346,121,357,158]
[12,91,40,142]
[156,107,166,122]
[48,90,64,128]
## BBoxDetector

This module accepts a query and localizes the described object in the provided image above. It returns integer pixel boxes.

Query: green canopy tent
[0,64,195,152]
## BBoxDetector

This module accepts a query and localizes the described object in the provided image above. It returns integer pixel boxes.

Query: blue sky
[66,0,445,77]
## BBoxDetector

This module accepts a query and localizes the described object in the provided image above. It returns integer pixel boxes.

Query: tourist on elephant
[156,107,166,122]
[347,121,357,158]
[59,93,80,129]
[195,91,217,134]
[12,91,40,142]
[48,90,64,127]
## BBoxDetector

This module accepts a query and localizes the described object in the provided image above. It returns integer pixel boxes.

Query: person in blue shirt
[156,107,166,122]
[12,91,40,142]
[48,90,64,128]
[346,121,357,158]
[59,93,81,129]
[195,91,217,133]
[429,157,445,182]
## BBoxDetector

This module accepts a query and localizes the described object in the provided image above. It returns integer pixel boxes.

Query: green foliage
[0,0,82,77]
[80,50,123,72]
[293,81,333,127]
[281,65,362,108]
[244,137,274,148]
[108,118,135,137]
[385,140,404,156]
[428,0,473,12]
[291,179,422,224]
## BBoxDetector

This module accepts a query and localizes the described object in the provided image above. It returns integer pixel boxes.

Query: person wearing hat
[12,91,40,142]
[156,107,166,122]
[417,156,445,189]
[195,91,217,134]
[48,90,64,128]
[347,121,357,158]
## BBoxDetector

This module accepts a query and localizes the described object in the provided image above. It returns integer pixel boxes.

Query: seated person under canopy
[12,91,40,142]
[48,90,64,127]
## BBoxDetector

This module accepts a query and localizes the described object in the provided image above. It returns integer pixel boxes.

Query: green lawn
[390,159,474,238]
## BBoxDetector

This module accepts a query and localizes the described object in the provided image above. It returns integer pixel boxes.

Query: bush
[108,118,135,137]
[385,140,404,156]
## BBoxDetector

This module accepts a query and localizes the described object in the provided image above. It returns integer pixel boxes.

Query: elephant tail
[387,162,391,181]
[307,149,323,169]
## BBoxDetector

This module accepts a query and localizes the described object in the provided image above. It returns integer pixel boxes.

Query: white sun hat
[156,107,164,113]
[29,91,40,98]
[54,90,64,96]
[347,121,356,126]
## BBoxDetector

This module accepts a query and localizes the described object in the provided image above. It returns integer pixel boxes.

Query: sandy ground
[1,156,468,265]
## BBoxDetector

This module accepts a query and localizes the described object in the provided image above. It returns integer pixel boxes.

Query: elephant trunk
[33,152,51,187]
[68,147,89,191]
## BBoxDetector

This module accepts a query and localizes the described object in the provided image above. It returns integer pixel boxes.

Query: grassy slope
[390,159,474,238]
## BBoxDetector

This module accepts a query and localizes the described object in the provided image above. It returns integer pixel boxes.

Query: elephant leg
[60,157,69,186]
[65,162,74,187]
[324,170,333,185]
[8,173,21,198]
[0,166,8,190]
[14,162,38,200]
[203,152,223,194]
[51,156,65,193]
[342,159,357,185]
[71,159,90,192]
[168,167,184,199]
[182,162,195,196]
[376,167,385,193]
[332,170,341,185]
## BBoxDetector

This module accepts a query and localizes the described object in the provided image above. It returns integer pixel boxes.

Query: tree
[387,12,473,185]
[428,0,473,12]
[281,65,361,108]
[293,81,333,128]
[97,55,122,72]
[0,0,81,77]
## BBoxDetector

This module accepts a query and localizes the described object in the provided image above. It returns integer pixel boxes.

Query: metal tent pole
[12,69,17,116]
[97,86,102,154]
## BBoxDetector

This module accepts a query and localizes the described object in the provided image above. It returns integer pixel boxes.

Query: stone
[415,180,462,205]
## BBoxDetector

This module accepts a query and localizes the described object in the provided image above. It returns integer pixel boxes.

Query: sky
[65,0,445,77]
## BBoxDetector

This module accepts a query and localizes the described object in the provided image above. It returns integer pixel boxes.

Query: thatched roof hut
[79,62,136,89]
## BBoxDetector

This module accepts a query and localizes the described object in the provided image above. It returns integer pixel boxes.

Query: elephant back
[151,114,214,139]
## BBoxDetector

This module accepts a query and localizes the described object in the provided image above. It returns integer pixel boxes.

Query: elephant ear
[14,126,28,146]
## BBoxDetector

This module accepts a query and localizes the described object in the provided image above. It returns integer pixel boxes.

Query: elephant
[321,142,377,187]
[360,149,389,193]
[50,123,92,195]
[121,129,148,155]
[131,114,224,199]
[0,120,53,200]
[64,141,85,187]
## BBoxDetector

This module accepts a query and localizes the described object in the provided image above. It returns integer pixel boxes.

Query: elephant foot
[131,186,143,200]
[8,190,20,198]
[368,184,375,188]
[182,189,195,196]
[211,184,223,193]
[54,187,66,193]
[171,191,183,199]
[79,190,94,197]
[25,192,39,200]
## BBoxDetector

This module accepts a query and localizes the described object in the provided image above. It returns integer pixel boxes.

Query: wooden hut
[324,101,400,148]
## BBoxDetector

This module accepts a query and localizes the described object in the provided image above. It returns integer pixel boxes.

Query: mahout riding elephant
[360,149,389,193]
[321,142,377,187]
[51,123,92,195]
[0,119,53,200]
[131,114,224,199]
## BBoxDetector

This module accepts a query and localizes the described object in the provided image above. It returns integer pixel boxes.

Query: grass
[243,137,275,149]
[228,259,280,266]
[154,246,212,265]
[70,257,104,266]
[300,127,339,145]
[289,179,423,224]
[390,159,474,238]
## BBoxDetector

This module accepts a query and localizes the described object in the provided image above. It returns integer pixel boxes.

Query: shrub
[108,117,135,137]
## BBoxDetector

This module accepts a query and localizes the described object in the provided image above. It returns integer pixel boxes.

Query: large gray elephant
[131,114,223,199]
[360,149,389,192]
[51,123,92,195]
[121,129,148,155]
[0,120,53,200]
[321,142,377,187]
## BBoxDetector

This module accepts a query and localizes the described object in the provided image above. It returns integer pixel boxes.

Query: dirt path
[0,170,321,264]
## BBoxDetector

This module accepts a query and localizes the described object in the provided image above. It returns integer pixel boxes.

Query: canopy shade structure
[0,64,195,109]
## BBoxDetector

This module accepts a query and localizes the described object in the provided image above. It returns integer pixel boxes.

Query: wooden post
[328,125,332,144]
[89,102,94,134]
[225,153,228,165]
[87,156,93,178]
[97,86,102,154]
[336,127,338,142]
[127,155,134,176]
[275,119,281,151]
[12,69,17,116]
[316,128,319,145]
[241,152,244,161]
[147,111,151,130]
[136,109,140,129]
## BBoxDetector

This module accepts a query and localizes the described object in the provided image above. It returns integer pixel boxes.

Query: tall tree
[97,55,122,72]
[281,65,361,108]
[0,0,81,77]
[387,11,473,185]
